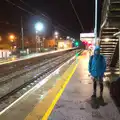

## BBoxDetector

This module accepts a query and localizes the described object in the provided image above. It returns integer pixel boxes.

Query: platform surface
[0,51,120,120]
[49,52,120,120]
[0,48,74,65]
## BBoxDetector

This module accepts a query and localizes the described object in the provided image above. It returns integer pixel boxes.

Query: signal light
[75,41,79,46]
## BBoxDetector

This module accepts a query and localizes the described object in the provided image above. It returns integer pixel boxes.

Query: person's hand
[91,76,94,80]
[88,74,91,77]
[88,74,94,80]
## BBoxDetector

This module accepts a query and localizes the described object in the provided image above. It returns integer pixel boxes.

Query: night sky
[0,0,103,39]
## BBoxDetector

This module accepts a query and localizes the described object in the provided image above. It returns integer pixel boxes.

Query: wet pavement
[49,52,120,120]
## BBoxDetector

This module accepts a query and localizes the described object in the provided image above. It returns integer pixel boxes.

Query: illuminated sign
[80,33,95,38]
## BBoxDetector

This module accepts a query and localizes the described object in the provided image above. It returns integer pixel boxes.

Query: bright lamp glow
[67,36,70,39]
[9,35,15,40]
[35,22,44,31]
[9,34,15,42]
[55,35,58,39]
[54,31,59,36]
[59,42,64,47]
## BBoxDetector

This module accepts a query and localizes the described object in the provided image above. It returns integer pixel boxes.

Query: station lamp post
[54,31,59,36]
[9,34,16,51]
[9,34,15,42]
[35,22,44,53]
[67,36,70,40]
[54,31,59,50]
[94,0,98,46]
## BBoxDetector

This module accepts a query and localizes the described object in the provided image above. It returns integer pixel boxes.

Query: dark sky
[0,0,103,39]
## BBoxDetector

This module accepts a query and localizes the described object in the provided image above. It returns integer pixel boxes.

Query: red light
[88,43,92,46]
[85,42,88,45]
[82,40,90,46]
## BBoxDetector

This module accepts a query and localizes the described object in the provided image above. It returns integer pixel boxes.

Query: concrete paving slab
[49,52,120,120]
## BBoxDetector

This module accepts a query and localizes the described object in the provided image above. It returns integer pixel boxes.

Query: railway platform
[0,51,119,120]
[48,51,120,120]
[0,48,74,65]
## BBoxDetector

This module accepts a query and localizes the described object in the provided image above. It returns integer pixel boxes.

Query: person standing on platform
[88,46,106,98]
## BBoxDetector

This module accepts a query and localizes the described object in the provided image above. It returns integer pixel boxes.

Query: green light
[75,41,79,46]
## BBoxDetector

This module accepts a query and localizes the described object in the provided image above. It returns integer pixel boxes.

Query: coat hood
[94,46,100,51]
[94,46,100,54]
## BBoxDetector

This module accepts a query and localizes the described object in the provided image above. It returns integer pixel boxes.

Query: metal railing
[101,0,110,26]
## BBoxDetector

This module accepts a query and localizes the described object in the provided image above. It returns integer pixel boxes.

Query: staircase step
[101,36,117,39]
[101,39,118,42]
[102,53,113,55]
[100,42,117,45]
[100,44,116,47]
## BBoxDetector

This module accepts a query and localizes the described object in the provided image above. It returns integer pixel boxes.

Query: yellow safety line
[42,64,78,120]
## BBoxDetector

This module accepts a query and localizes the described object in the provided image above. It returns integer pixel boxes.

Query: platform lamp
[94,0,98,46]
[54,31,59,50]
[35,22,44,53]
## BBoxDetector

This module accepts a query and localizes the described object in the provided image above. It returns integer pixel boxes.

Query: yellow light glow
[64,43,67,48]
[59,42,64,48]
[11,56,16,61]
[55,35,58,39]
[9,34,15,42]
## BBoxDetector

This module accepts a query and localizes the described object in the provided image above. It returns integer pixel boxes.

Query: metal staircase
[100,0,120,75]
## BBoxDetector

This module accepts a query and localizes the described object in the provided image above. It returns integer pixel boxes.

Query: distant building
[44,39,55,48]
[44,39,72,49]
[57,40,72,49]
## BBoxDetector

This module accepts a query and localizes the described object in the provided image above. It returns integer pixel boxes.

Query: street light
[35,22,44,53]
[94,0,98,46]
[35,22,44,32]
[9,34,15,42]
[54,31,59,50]
[9,34,16,52]
[67,36,70,39]
[55,35,58,39]
[54,31,59,36]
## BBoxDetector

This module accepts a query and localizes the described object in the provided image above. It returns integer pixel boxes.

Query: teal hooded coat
[88,46,106,78]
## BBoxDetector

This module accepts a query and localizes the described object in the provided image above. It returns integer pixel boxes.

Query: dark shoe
[91,94,96,98]
[98,95,103,100]
[98,96,107,106]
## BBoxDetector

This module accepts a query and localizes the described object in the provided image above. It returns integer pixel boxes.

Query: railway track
[0,55,63,85]
[0,49,76,77]
[0,50,81,112]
